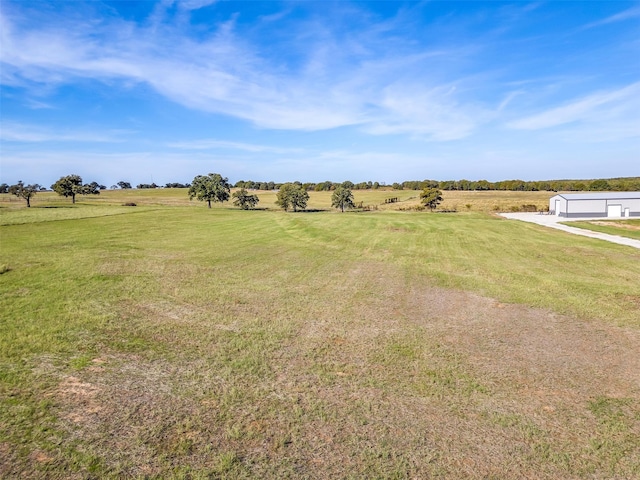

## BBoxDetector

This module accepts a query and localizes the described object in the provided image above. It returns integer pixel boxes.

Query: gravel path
[500,212,640,250]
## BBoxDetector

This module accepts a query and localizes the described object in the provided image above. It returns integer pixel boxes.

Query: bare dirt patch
[26,261,640,478]
[48,354,206,477]
[0,442,20,478]
[589,221,640,231]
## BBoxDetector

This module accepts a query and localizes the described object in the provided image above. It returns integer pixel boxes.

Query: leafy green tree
[51,174,83,203]
[232,188,259,210]
[84,182,102,195]
[9,181,40,207]
[188,173,231,208]
[331,186,355,212]
[420,188,443,211]
[275,183,309,212]
[117,181,132,189]
[0,183,9,194]
[589,179,610,191]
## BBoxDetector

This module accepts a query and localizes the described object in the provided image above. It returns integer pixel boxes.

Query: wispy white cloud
[166,139,304,154]
[1,0,638,187]
[497,90,524,112]
[23,98,55,110]
[258,8,292,24]
[507,82,640,139]
[177,0,217,11]
[0,123,131,143]
[362,83,484,140]
[580,6,640,30]
[0,3,483,140]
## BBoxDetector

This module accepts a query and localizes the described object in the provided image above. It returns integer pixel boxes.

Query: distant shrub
[0,264,10,274]
[493,205,501,211]
[521,204,537,212]
[509,205,521,212]
[465,204,472,210]
[123,202,137,206]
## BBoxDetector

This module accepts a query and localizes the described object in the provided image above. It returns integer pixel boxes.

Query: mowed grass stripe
[262,211,640,325]
[2,208,639,363]
[1,206,639,478]
[564,219,640,241]
[0,204,163,226]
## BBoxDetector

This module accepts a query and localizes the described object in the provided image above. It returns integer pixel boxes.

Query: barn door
[607,205,622,217]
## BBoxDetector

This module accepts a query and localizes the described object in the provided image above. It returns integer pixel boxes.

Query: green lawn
[564,219,640,241]
[1,204,639,478]
[0,204,161,226]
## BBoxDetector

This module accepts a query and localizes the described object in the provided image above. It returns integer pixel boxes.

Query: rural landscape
[1,183,639,478]
[2,0,640,478]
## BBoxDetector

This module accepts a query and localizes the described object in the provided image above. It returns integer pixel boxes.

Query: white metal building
[549,192,640,218]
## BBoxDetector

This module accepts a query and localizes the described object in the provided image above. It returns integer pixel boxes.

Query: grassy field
[0,187,554,213]
[565,219,640,241]
[1,190,639,478]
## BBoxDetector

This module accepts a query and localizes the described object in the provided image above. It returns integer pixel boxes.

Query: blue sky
[1,0,639,186]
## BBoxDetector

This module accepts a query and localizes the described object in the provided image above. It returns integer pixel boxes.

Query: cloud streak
[166,139,304,154]
[0,2,484,140]
[580,6,640,30]
[0,123,131,143]
[507,82,640,140]
[1,1,638,185]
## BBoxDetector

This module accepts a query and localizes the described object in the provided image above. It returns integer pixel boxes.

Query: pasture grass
[0,188,553,213]
[0,204,159,226]
[1,193,639,478]
[565,219,640,240]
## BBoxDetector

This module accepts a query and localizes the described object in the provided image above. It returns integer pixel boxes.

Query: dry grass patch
[567,219,640,241]
[16,262,635,479]
[440,190,553,213]
[1,188,556,214]
[589,221,640,231]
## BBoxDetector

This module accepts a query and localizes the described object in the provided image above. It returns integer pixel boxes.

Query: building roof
[553,192,640,201]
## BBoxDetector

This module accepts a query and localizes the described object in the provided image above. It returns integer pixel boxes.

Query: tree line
[234,177,640,192]
[5,176,635,197]
[3,173,638,209]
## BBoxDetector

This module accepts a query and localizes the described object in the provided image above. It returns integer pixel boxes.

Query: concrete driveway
[499,212,640,250]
